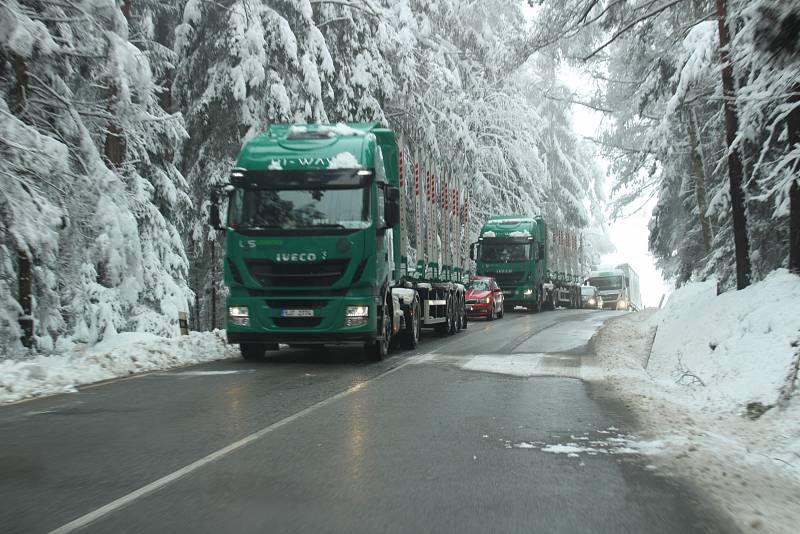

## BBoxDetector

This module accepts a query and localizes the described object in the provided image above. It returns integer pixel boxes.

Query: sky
[559,66,672,308]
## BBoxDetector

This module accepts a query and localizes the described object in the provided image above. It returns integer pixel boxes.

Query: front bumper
[225,289,378,345]
[466,302,491,316]
[227,331,375,346]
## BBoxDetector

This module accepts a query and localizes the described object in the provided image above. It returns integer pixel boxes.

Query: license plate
[281,309,313,317]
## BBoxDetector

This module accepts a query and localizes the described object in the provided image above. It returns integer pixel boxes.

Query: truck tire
[365,291,391,361]
[435,295,453,334]
[455,293,465,332]
[400,295,421,349]
[241,343,267,361]
[448,294,459,334]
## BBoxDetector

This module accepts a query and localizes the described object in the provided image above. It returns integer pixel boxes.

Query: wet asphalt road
[0,309,735,534]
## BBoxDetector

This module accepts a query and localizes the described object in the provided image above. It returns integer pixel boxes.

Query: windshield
[479,241,530,263]
[581,286,596,296]
[228,186,370,230]
[467,280,490,291]
[588,276,622,290]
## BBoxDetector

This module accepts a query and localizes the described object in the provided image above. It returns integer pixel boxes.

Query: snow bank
[0,331,236,404]
[649,270,800,410]
[592,269,800,534]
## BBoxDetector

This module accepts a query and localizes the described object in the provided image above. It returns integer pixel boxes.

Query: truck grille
[272,317,323,328]
[486,272,524,289]
[246,259,349,287]
[265,299,328,309]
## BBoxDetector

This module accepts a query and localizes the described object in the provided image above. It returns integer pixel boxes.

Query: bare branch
[583,0,687,61]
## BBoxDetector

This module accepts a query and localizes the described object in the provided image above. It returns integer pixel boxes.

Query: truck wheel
[534,288,542,313]
[400,295,421,349]
[448,295,458,334]
[365,292,391,361]
[241,343,267,361]
[455,295,465,332]
[435,295,453,334]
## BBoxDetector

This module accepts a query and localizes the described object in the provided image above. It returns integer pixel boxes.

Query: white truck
[586,264,642,311]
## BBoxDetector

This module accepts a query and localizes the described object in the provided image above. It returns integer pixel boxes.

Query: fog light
[346,305,369,317]
[228,306,249,326]
[345,305,369,327]
[616,300,627,310]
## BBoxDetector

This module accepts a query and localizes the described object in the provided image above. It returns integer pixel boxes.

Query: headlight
[523,288,533,296]
[345,305,369,327]
[484,296,491,303]
[588,298,595,305]
[616,300,627,310]
[228,306,249,326]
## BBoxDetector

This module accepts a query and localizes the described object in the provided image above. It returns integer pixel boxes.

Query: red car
[465,276,504,320]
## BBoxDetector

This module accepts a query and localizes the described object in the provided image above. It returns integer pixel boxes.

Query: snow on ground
[0,331,237,404]
[592,269,800,534]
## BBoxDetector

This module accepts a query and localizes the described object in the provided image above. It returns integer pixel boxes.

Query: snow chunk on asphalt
[328,152,361,169]
[0,331,236,404]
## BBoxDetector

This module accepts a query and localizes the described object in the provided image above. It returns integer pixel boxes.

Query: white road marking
[47,344,448,534]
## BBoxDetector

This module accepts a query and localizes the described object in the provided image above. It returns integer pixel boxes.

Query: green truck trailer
[209,123,468,361]
[471,216,583,311]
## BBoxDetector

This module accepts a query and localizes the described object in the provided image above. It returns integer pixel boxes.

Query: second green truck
[472,216,583,311]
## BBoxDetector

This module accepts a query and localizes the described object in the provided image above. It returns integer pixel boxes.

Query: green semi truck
[471,216,583,311]
[209,123,467,361]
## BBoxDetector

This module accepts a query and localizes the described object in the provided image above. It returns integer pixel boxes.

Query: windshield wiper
[311,223,347,229]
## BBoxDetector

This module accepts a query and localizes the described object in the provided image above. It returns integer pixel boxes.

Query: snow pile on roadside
[649,271,800,410]
[592,269,800,534]
[0,331,236,404]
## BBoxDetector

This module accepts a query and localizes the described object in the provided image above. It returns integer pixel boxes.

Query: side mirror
[469,242,476,260]
[209,203,223,230]
[209,187,227,230]
[385,186,400,227]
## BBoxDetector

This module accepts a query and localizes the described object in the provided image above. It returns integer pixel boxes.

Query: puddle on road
[157,370,252,377]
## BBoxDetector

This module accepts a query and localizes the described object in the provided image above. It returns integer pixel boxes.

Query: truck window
[587,276,622,290]
[228,184,370,231]
[479,241,530,263]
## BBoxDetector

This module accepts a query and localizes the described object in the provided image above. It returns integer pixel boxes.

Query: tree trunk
[788,83,800,273]
[715,0,751,289]
[18,249,34,348]
[687,114,712,253]
[10,54,28,117]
